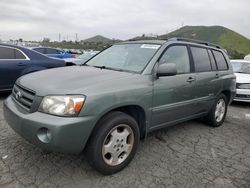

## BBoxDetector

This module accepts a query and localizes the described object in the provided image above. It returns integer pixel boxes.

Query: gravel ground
[0,94,249,188]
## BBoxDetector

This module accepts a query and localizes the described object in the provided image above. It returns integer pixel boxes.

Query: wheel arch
[221,90,232,103]
[89,104,148,144]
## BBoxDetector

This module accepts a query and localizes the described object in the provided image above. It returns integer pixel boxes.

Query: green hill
[81,35,113,43]
[159,26,250,58]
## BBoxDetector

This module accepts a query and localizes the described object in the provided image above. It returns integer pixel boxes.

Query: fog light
[37,128,52,143]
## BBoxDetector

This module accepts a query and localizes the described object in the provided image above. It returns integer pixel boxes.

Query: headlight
[39,95,85,116]
[237,83,250,89]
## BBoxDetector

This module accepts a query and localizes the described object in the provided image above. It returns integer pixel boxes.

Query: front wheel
[205,94,228,127]
[86,111,140,175]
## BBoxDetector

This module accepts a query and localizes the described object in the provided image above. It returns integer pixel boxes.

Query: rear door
[151,44,197,129]
[189,46,220,113]
[0,46,29,90]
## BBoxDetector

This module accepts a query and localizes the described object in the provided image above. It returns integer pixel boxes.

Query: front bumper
[234,88,250,102]
[3,96,96,153]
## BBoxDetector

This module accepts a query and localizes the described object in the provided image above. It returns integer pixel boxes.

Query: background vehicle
[231,60,250,102]
[0,44,65,92]
[244,54,250,61]
[63,51,99,66]
[33,47,74,59]
[4,38,236,175]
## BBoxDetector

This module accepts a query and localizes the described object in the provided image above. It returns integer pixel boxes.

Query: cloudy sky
[0,0,249,41]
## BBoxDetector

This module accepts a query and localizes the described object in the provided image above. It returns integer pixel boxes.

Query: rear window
[213,50,228,70]
[191,47,211,72]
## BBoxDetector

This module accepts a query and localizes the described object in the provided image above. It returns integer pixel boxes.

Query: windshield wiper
[92,65,107,69]
[90,65,125,72]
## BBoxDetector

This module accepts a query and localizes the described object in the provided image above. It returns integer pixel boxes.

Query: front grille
[12,84,36,111]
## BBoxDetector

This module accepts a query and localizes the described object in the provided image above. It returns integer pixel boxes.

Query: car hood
[235,73,250,83]
[17,66,140,96]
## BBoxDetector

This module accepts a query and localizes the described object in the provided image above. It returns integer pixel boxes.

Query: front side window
[159,45,190,74]
[213,50,228,70]
[0,47,15,59]
[86,43,161,73]
[191,47,211,72]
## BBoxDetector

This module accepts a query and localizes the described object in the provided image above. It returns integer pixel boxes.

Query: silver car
[231,60,250,102]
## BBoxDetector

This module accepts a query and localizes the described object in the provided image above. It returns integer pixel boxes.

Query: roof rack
[167,37,221,49]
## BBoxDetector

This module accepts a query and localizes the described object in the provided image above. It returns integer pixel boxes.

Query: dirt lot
[0,94,249,188]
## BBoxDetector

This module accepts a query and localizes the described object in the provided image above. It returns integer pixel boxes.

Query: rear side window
[0,47,15,59]
[46,48,61,54]
[213,50,228,70]
[208,50,217,71]
[191,47,211,72]
[56,50,63,54]
[159,45,190,74]
[34,48,45,54]
[15,49,26,59]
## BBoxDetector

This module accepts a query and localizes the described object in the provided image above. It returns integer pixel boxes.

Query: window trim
[207,49,218,71]
[0,45,30,60]
[156,43,194,75]
[211,49,229,71]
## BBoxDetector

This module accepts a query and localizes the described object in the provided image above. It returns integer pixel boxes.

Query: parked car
[78,51,98,63]
[4,38,236,175]
[244,54,250,61]
[0,44,65,92]
[66,52,99,66]
[32,47,74,59]
[231,60,250,102]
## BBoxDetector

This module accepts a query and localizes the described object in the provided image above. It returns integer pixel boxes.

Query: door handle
[187,77,195,83]
[215,73,220,78]
[17,62,26,66]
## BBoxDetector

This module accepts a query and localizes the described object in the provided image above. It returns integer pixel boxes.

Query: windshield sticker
[140,44,160,49]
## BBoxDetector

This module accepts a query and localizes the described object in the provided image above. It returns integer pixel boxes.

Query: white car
[231,60,250,102]
[63,52,99,66]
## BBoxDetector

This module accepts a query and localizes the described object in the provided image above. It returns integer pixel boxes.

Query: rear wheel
[86,111,140,175]
[205,94,228,127]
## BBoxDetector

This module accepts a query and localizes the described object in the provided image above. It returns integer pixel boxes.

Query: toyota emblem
[15,91,22,100]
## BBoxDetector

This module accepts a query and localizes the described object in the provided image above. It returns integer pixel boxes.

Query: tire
[205,94,228,127]
[86,111,140,175]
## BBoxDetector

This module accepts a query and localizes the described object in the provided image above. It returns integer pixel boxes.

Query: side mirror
[157,63,177,77]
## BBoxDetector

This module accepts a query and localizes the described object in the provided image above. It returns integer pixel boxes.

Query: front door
[151,45,197,129]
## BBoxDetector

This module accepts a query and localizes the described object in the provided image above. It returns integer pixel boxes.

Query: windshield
[86,43,161,73]
[78,53,96,61]
[231,61,250,74]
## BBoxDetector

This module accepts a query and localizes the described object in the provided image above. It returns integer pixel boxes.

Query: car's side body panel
[0,44,65,91]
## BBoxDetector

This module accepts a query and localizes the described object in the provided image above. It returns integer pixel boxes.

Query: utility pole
[59,33,61,42]
[75,33,78,42]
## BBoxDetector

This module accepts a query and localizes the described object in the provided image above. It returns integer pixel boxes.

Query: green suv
[4,38,236,174]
